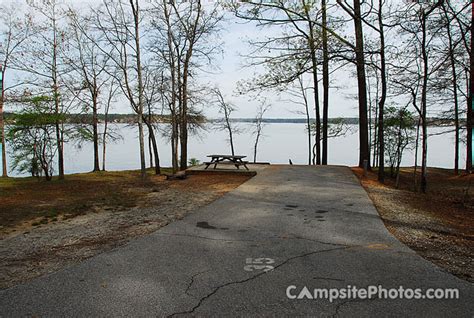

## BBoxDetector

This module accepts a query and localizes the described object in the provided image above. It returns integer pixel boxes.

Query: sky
[199,12,360,119]
[0,0,363,119]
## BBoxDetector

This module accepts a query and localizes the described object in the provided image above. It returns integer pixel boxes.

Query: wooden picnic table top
[207,154,247,159]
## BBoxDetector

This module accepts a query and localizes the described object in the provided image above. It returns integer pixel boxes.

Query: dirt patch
[0,170,251,289]
[352,167,474,282]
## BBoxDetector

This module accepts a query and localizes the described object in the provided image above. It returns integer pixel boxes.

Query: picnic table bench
[204,154,249,170]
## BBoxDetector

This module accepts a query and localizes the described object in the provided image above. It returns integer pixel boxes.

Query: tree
[433,3,469,175]
[102,79,121,171]
[0,65,5,177]
[0,3,33,177]
[311,118,354,143]
[252,100,270,163]
[442,1,471,172]
[148,0,222,171]
[375,0,388,182]
[67,8,116,172]
[233,0,324,164]
[91,0,147,178]
[384,106,415,188]
[337,0,371,169]
[286,73,313,165]
[468,1,473,173]
[13,0,70,179]
[321,0,330,165]
[212,87,238,156]
[142,69,162,175]
[7,96,62,181]
[391,0,444,192]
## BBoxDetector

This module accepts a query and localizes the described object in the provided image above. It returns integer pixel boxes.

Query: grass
[0,168,173,229]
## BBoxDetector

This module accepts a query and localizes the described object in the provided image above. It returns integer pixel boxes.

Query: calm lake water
[5,123,466,177]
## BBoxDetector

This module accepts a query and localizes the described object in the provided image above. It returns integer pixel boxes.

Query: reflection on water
[6,123,466,177]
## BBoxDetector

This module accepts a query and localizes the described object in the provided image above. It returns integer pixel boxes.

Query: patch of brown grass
[0,169,251,233]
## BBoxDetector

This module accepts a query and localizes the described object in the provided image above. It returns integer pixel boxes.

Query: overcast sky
[199,11,360,119]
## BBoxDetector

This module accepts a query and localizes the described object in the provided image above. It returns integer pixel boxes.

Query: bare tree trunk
[92,95,100,172]
[148,133,154,168]
[41,141,51,181]
[298,76,312,165]
[0,69,6,177]
[395,111,403,188]
[228,127,235,156]
[171,82,179,173]
[467,3,473,173]
[368,76,373,165]
[102,85,113,172]
[172,120,179,172]
[414,117,420,191]
[448,28,460,174]
[179,1,202,171]
[131,0,147,179]
[145,121,161,175]
[441,4,460,174]
[52,15,64,180]
[420,13,429,193]
[253,134,260,163]
[305,107,312,166]
[377,0,387,183]
[180,75,189,170]
[163,0,179,173]
[372,74,379,168]
[353,0,370,169]
[224,106,235,156]
[102,121,108,171]
[308,22,321,165]
[321,0,329,165]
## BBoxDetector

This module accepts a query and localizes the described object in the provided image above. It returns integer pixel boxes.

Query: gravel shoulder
[353,167,474,282]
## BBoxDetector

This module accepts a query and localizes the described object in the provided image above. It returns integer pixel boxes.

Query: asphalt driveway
[1,165,472,317]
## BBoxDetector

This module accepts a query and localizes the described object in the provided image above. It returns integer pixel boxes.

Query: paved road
[1,166,473,317]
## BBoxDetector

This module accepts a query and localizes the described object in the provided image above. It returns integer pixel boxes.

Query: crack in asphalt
[330,296,378,318]
[166,246,350,317]
[184,270,210,298]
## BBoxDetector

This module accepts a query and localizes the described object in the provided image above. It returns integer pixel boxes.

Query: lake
[5,123,466,177]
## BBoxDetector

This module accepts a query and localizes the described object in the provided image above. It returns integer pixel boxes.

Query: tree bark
[102,118,108,171]
[321,0,329,165]
[180,62,190,169]
[0,68,6,177]
[148,133,154,168]
[353,0,370,169]
[307,18,321,165]
[420,11,429,193]
[145,120,161,175]
[92,94,100,172]
[52,15,64,180]
[467,1,473,173]
[414,117,420,191]
[299,76,312,165]
[377,0,387,183]
[131,0,147,179]
[444,6,460,174]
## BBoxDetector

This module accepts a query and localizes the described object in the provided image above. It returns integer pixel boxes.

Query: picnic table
[204,154,249,170]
